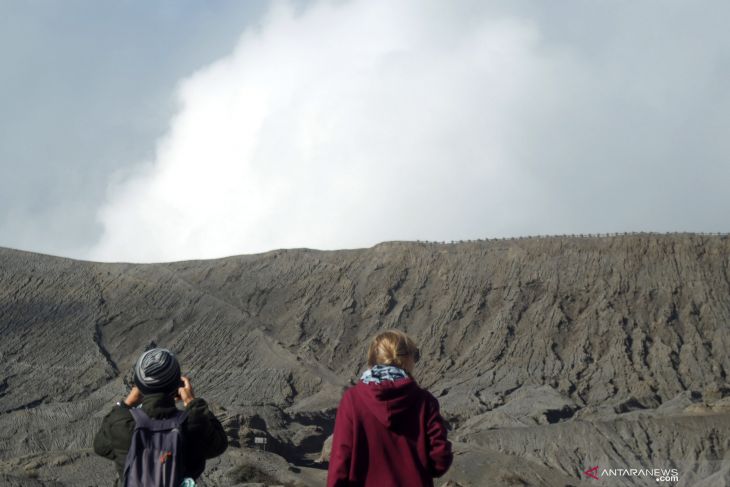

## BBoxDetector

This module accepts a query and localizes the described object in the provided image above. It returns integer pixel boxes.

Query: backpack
[123,408,189,487]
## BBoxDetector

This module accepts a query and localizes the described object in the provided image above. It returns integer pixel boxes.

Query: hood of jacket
[140,392,179,419]
[351,377,420,429]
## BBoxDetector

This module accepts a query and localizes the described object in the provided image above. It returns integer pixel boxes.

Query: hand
[177,376,195,407]
[124,386,143,407]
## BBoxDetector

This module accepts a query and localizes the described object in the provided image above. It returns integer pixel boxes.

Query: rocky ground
[1,234,729,486]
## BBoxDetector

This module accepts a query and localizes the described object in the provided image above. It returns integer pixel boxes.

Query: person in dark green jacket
[93,348,228,484]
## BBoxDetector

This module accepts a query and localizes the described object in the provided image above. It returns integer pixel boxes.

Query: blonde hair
[367,329,420,371]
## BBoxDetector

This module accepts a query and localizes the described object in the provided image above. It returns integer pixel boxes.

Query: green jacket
[93,393,228,483]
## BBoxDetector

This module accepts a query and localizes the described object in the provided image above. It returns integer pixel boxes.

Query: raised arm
[179,377,228,458]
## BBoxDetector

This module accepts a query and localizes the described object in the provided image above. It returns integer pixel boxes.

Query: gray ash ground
[1,234,730,486]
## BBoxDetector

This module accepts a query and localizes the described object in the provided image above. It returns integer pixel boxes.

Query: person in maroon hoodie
[327,330,453,487]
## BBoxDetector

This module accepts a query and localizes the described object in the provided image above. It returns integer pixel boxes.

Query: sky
[1,0,728,263]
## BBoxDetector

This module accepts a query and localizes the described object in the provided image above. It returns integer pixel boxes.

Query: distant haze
[2,0,729,263]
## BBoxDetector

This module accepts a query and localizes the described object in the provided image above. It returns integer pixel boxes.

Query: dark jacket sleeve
[425,393,453,477]
[184,398,228,459]
[93,410,114,459]
[327,390,355,487]
[93,405,134,477]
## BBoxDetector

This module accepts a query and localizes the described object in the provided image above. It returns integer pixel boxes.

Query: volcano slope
[1,234,730,486]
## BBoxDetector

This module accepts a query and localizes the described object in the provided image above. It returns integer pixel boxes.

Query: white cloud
[90,0,559,262]
[89,0,730,263]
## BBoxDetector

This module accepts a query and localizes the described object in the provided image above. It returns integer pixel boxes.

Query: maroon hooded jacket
[327,377,453,486]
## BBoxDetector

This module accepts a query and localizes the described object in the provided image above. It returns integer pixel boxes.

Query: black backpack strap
[174,409,189,427]
[129,407,153,428]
